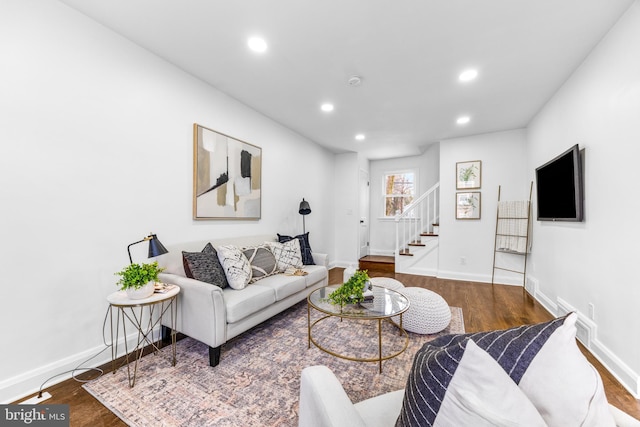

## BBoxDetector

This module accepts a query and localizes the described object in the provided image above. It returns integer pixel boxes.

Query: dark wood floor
[16,268,640,425]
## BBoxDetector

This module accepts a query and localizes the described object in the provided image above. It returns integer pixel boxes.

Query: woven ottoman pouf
[401,287,452,334]
[369,277,405,323]
[369,277,405,291]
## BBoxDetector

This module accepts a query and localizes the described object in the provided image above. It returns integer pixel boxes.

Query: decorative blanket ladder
[491,182,533,292]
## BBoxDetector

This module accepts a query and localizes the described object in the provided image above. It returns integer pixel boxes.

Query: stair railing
[395,182,440,256]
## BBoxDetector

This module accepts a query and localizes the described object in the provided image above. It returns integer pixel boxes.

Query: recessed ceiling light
[321,103,334,112]
[459,69,478,82]
[247,37,267,53]
[457,116,471,125]
[355,134,365,141]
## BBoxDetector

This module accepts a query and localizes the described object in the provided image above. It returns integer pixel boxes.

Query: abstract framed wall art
[193,124,262,220]
[456,160,482,189]
[456,192,481,220]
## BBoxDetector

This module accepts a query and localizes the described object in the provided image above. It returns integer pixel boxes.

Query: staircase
[395,182,440,276]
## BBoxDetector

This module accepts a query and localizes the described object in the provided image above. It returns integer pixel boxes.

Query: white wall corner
[555,297,639,398]
[527,277,557,315]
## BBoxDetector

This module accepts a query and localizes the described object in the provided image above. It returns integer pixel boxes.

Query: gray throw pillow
[182,243,229,289]
[243,245,278,282]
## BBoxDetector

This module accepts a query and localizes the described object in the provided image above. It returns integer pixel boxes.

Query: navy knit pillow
[277,232,315,265]
[182,243,229,289]
[425,314,568,384]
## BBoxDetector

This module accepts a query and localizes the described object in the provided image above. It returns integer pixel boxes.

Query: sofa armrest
[159,272,227,349]
[609,404,640,427]
[299,366,366,427]
[312,252,329,268]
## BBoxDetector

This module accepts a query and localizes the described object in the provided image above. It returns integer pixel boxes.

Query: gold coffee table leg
[378,318,382,373]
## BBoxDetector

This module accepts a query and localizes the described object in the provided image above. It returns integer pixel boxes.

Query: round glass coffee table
[307,285,410,373]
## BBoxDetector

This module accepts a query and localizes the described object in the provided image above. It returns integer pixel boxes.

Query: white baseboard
[436,269,491,284]
[0,327,161,404]
[533,284,639,398]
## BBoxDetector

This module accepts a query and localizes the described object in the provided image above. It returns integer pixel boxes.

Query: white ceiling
[58,0,634,159]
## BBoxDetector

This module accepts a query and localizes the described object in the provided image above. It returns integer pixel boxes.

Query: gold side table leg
[378,318,382,373]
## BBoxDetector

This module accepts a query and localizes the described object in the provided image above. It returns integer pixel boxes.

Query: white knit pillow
[216,245,252,290]
[266,239,303,272]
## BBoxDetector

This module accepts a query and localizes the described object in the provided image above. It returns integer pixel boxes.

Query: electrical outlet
[459,256,466,265]
[588,303,595,320]
[19,392,52,404]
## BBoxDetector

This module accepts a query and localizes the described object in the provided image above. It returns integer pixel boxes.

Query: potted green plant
[115,261,165,299]
[327,269,371,307]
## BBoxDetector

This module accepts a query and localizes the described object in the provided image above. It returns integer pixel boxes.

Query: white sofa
[298,366,640,427]
[157,234,328,366]
[299,366,640,427]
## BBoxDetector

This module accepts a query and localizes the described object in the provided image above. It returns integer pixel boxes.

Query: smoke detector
[348,75,363,87]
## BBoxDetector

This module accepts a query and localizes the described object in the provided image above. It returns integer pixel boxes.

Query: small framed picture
[456,160,481,189]
[456,192,481,220]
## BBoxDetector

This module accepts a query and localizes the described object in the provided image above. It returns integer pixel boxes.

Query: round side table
[107,285,180,387]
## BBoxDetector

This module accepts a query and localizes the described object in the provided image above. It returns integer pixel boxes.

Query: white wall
[0,0,335,402]
[333,153,360,266]
[369,143,440,255]
[526,0,640,395]
[438,129,529,282]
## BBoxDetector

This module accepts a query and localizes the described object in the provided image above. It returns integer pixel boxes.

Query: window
[383,171,416,217]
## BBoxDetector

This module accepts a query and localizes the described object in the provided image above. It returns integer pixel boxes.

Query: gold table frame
[107,286,179,387]
[307,285,410,373]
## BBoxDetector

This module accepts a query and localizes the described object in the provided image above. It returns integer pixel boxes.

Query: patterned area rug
[84,300,464,426]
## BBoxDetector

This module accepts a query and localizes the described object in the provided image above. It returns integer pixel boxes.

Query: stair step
[359,255,395,273]
[408,242,425,246]
[399,248,414,256]
[421,233,439,237]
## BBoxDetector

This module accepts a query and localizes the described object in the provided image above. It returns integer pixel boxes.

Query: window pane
[385,173,414,196]
[385,196,414,216]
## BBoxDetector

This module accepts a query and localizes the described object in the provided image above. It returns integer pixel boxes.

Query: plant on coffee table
[327,269,371,306]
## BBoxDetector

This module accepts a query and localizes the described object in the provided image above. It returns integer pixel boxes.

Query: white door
[359,169,370,258]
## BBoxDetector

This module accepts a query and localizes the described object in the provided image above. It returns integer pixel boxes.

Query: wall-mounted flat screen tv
[535,144,584,222]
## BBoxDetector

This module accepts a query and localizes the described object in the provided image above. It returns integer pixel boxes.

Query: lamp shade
[147,234,168,258]
[299,198,311,215]
[127,233,169,263]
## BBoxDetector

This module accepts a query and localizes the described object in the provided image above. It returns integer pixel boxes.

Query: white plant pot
[125,281,155,300]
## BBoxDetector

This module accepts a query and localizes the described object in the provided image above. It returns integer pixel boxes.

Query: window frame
[382,169,418,218]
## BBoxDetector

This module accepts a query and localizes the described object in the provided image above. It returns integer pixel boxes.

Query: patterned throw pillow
[277,232,315,265]
[242,245,278,283]
[182,243,228,289]
[396,337,546,426]
[397,313,616,427]
[216,245,252,290]
[266,239,303,272]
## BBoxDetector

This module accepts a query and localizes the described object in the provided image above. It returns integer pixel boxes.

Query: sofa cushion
[278,232,315,265]
[181,243,229,289]
[266,239,303,271]
[302,265,328,288]
[397,337,546,427]
[252,273,306,301]
[217,245,252,290]
[424,313,615,427]
[242,245,278,283]
[223,285,276,323]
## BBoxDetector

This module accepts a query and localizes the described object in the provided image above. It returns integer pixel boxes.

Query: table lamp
[127,233,168,264]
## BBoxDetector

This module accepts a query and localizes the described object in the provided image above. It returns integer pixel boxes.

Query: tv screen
[535,144,583,222]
